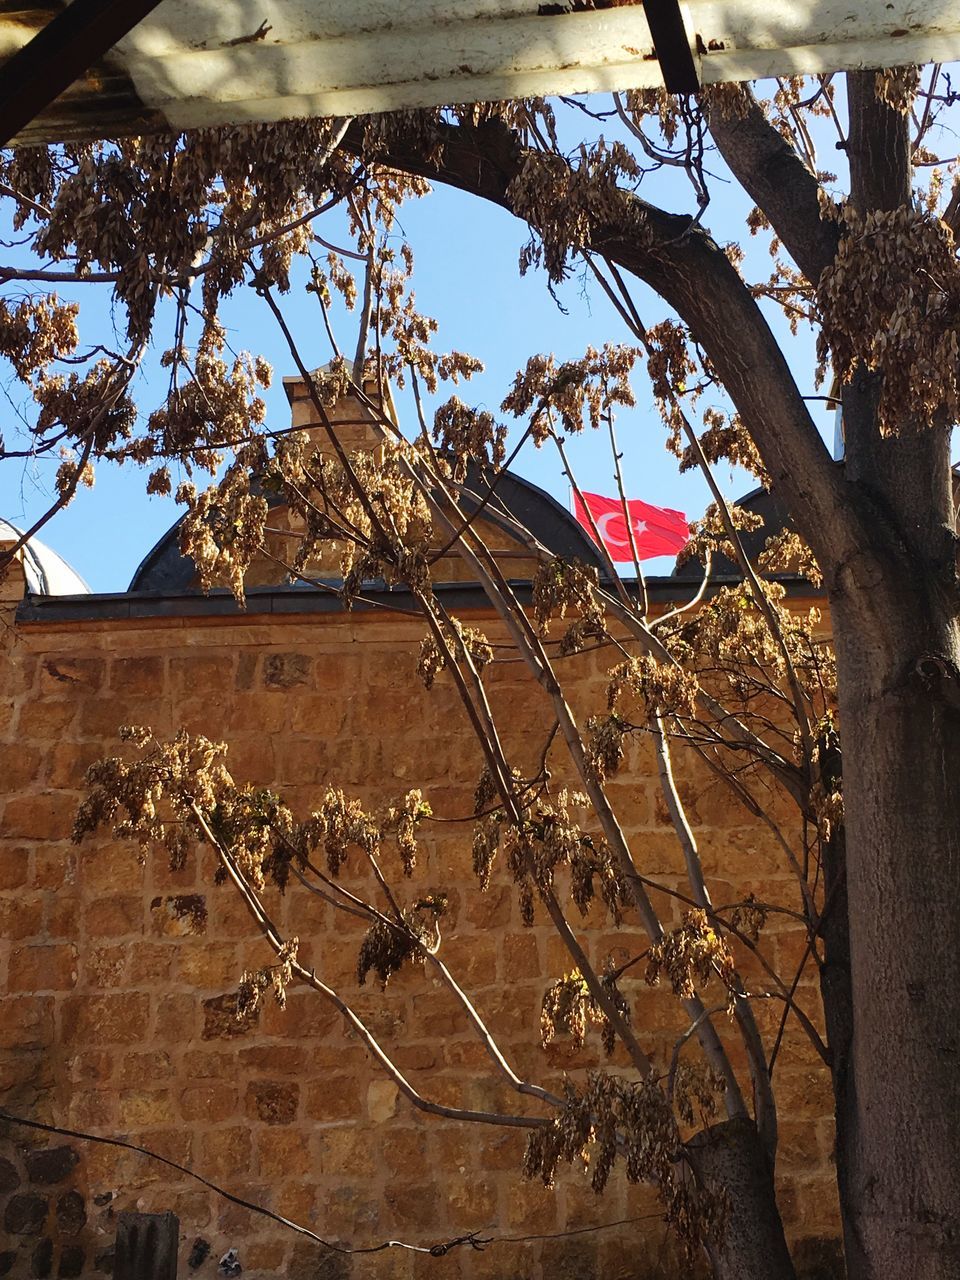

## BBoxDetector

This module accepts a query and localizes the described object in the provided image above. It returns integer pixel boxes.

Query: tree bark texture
[814,730,863,1277]
[820,75,960,1280]
[687,1118,797,1280]
[829,591,960,1280]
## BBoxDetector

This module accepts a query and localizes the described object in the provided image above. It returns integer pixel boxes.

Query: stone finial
[281,361,398,458]
[0,541,26,606]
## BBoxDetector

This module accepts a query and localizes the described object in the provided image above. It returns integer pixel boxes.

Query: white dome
[0,519,90,596]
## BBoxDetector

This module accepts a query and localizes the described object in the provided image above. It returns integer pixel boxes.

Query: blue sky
[0,102,833,593]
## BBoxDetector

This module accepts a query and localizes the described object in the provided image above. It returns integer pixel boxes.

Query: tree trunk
[815,744,865,1278]
[686,1117,797,1280]
[822,70,960,1280]
[828,587,960,1280]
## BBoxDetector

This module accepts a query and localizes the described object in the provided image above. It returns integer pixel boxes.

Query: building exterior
[0,378,838,1278]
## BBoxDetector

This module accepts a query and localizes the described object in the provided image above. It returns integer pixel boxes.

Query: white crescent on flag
[596,511,647,549]
[573,490,689,563]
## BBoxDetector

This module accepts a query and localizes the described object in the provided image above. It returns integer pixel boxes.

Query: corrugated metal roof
[2,0,958,145]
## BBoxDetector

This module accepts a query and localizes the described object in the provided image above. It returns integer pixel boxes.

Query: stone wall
[0,570,840,1279]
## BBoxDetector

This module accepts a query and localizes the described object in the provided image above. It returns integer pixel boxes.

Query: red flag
[573,490,689,563]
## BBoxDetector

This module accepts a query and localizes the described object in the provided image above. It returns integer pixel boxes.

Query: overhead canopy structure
[2,0,959,147]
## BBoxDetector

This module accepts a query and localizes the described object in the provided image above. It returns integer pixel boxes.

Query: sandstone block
[225,697,290,733]
[84,945,127,988]
[182,1049,235,1079]
[67,1090,116,1129]
[776,1118,826,1172]
[46,742,105,788]
[317,1129,377,1179]
[150,850,198,891]
[180,1084,238,1123]
[240,1240,286,1272]
[172,1190,213,1230]
[303,1075,363,1122]
[76,694,159,739]
[116,1051,174,1087]
[0,995,54,1049]
[109,655,165,698]
[118,1090,174,1128]
[254,1127,312,1178]
[44,897,81,940]
[540,1238,602,1280]
[33,847,75,891]
[2,793,74,841]
[408,995,461,1040]
[445,1175,497,1228]
[246,1080,299,1125]
[202,992,258,1040]
[479,1129,524,1172]
[169,654,235,696]
[382,1182,439,1230]
[237,1044,306,1074]
[199,1127,251,1180]
[205,891,261,941]
[8,943,78,992]
[260,990,337,1038]
[392,1043,438,1072]
[127,943,174,985]
[440,933,499,988]
[66,1049,114,1086]
[381,1128,426,1177]
[177,942,239,989]
[263,653,311,688]
[464,884,511,930]
[501,932,539,978]
[39,657,103,693]
[504,1181,556,1232]
[14,699,74,739]
[366,1079,398,1124]
[76,842,145,891]
[133,1128,193,1173]
[85,894,143,939]
[0,742,42,789]
[287,1238,352,1280]
[442,1040,493,1070]
[63,993,150,1044]
[0,845,29,890]
[236,652,258,690]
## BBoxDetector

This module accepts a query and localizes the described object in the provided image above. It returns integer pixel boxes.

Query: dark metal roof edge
[462,465,608,572]
[16,574,819,625]
[127,461,609,593]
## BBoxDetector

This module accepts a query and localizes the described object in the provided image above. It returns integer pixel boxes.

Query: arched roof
[128,466,606,593]
[0,519,90,596]
[671,483,790,579]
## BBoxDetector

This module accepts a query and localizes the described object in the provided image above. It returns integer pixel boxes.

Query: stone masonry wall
[0,582,839,1278]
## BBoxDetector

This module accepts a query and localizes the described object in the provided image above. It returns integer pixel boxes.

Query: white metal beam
[2,0,958,142]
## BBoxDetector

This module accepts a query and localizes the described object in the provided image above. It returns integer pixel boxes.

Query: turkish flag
[573,490,689,562]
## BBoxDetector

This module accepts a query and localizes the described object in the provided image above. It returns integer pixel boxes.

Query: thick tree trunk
[823,73,960,1279]
[828,587,960,1280]
[814,732,865,1277]
[687,1118,797,1280]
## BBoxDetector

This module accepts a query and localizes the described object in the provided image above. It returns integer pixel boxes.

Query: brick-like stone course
[0,402,841,1277]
